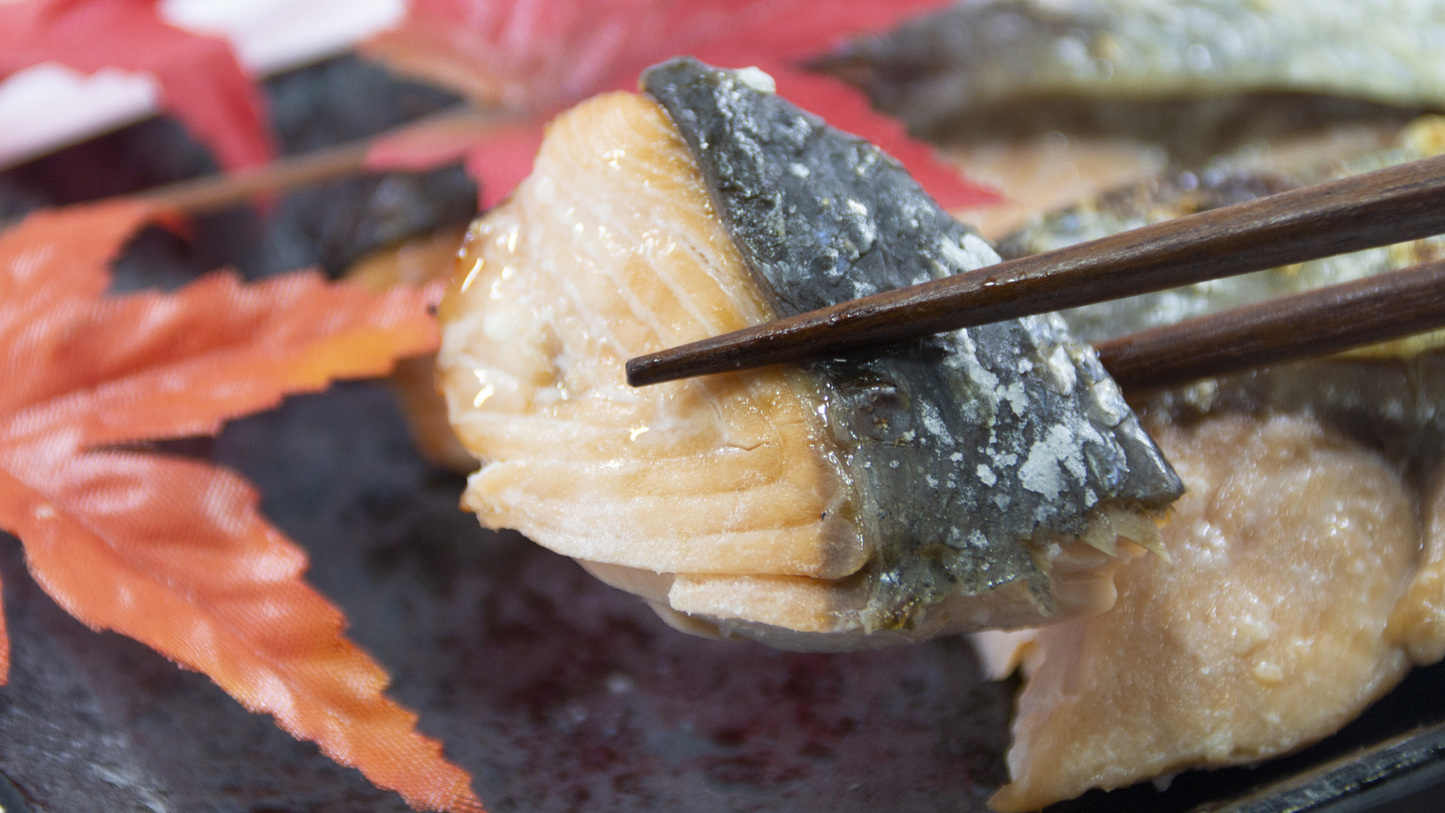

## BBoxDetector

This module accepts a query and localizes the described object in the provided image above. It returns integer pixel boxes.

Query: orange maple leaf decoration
[0,201,482,813]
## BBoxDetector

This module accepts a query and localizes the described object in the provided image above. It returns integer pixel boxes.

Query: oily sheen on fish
[436,60,1181,649]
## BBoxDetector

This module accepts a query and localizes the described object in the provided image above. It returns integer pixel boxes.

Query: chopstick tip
[625,354,665,387]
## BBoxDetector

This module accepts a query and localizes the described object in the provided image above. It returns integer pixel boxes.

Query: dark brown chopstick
[626,153,1445,387]
[1095,258,1445,392]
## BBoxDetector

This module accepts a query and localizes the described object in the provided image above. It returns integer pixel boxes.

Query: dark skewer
[1095,259,1445,392]
[128,105,497,215]
[626,153,1445,387]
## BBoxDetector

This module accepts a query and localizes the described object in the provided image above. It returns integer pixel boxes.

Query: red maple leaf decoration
[0,0,274,172]
[0,201,481,813]
[362,0,998,209]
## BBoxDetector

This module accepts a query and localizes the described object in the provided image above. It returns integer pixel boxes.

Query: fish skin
[819,0,1438,157]
[643,58,1182,630]
[998,117,1445,347]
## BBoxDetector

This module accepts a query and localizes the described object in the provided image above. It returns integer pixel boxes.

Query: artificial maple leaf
[361,0,999,209]
[0,201,482,813]
[0,0,274,172]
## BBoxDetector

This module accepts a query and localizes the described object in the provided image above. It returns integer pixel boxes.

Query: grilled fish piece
[966,114,1445,810]
[998,117,1445,349]
[820,0,1441,161]
[436,59,1181,649]
[986,412,1421,811]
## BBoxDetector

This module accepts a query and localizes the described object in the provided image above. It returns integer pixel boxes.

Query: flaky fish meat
[983,412,1425,811]
[436,59,1181,650]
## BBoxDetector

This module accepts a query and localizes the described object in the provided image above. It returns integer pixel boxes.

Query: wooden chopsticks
[625,153,1445,389]
[1095,258,1445,392]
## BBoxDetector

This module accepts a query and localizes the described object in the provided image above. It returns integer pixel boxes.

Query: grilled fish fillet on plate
[980,411,1423,811]
[824,0,1445,152]
[964,114,1445,810]
[436,58,1182,651]
[820,0,1445,239]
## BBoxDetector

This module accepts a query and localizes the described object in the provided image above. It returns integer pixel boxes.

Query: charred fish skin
[642,58,1182,629]
[819,0,1435,156]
